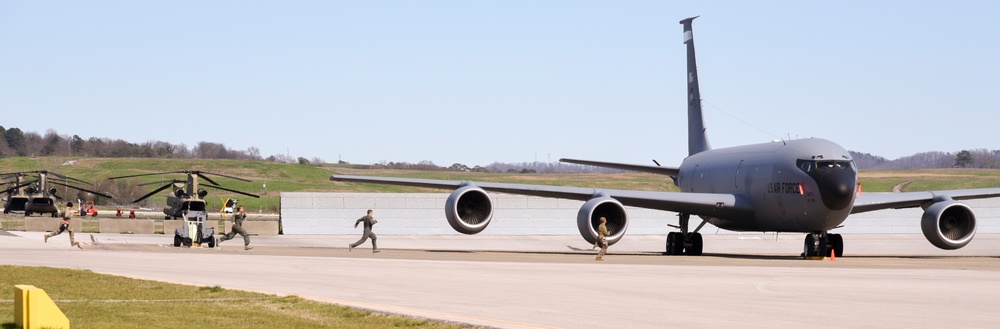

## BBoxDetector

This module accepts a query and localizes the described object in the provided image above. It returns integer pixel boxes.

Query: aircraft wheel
[24,211,30,217]
[803,234,830,257]
[666,232,685,255]
[173,235,181,247]
[803,234,816,257]
[183,237,192,247]
[664,232,675,255]
[685,233,703,256]
[829,234,844,257]
[206,236,216,248]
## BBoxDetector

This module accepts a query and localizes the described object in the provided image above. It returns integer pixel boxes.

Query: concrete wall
[25,218,83,233]
[222,221,279,235]
[98,219,155,234]
[279,192,1000,235]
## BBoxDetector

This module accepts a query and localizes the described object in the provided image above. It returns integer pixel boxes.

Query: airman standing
[218,206,252,250]
[595,217,609,261]
[45,202,82,249]
[349,209,379,253]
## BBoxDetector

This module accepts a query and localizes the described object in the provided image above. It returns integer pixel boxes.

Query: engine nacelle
[197,188,208,198]
[445,185,494,234]
[576,195,628,245]
[921,200,976,250]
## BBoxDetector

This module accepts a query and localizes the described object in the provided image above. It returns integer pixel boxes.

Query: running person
[45,202,81,249]
[349,209,379,253]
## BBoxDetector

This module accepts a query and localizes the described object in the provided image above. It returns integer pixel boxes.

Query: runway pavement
[2,231,999,328]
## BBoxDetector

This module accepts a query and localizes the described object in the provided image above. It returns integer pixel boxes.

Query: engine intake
[576,195,628,245]
[921,200,976,250]
[445,185,493,234]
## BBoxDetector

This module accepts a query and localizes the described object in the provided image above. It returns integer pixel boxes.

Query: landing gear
[802,232,844,258]
[664,213,705,256]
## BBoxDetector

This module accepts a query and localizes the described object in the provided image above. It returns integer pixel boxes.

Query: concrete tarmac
[2,231,1000,328]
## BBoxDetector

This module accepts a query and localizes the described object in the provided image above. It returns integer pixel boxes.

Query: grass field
[4,157,1000,215]
[0,266,465,329]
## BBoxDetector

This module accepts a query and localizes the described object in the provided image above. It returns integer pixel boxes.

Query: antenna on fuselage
[680,16,711,156]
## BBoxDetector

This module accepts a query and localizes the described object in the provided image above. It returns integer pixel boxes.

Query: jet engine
[921,199,976,250]
[197,188,208,198]
[576,194,628,245]
[445,185,493,234]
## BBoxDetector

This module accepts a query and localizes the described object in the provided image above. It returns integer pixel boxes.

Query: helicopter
[108,171,260,247]
[1,173,31,214]
[1,171,113,217]
[108,171,261,219]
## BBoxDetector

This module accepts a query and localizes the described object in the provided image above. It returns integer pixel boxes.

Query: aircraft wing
[851,188,1000,214]
[559,158,680,177]
[331,175,751,217]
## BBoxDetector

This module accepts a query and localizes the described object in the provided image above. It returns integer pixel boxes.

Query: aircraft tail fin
[680,16,711,156]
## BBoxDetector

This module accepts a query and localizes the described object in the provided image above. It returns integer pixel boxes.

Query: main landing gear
[665,213,705,256]
[802,232,844,258]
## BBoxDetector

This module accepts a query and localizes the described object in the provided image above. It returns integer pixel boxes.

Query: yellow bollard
[14,285,71,329]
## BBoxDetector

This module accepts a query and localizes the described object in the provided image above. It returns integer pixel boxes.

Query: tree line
[0,125,304,163]
[3,124,996,171]
[849,149,1000,170]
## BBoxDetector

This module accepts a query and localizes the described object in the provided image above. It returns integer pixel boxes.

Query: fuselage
[165,196,207,218]
[677,138,857,232]
[25,195,58,215]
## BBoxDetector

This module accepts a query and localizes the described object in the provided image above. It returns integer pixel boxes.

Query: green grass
[0,266,465,329]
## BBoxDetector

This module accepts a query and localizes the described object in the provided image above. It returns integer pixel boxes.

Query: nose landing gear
[802,232,843,258]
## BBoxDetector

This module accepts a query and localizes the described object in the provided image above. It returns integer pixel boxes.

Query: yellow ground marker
[14,285,70,329]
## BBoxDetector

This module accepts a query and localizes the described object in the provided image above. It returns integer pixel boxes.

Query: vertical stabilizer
[680,16,711,156]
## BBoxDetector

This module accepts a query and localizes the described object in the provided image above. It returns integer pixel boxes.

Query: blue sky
[2,1,998,167]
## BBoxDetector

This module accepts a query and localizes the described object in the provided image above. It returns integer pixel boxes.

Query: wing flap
[559,158,680,177]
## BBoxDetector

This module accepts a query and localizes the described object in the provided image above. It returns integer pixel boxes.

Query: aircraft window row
[797,160,856,173]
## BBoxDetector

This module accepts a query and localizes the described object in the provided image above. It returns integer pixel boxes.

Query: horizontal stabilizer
[560,158,679,177]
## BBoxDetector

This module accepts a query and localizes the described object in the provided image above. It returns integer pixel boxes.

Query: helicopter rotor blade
[195,173,220,186]
[132,183,175,204]
[202,184,261,198]
[48,181,114,199]
[45,171,92,186]
[198,171,252,182]
[138,179,183,187]
[107,171,183,180]
[0,181,34,195]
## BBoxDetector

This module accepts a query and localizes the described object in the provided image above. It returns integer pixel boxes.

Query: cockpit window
[797,159,855,173]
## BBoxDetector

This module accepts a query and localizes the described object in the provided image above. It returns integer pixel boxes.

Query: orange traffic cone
[829,248,836,262]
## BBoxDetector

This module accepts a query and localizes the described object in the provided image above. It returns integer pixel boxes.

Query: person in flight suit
[218,206,253,250]
[595,217,610,261]
[45,202,82,249]
[349,209,379,253]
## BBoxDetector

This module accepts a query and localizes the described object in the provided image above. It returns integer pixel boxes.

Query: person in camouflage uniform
[218,206,252,250]
[349,209,379,253]
[45,202,81,249]
[595,217,609,261]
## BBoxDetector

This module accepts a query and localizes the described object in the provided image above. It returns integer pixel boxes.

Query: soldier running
[349,209,379,253]
[594,217,610,261]
[218,206,253,250]
[45,202,82,249]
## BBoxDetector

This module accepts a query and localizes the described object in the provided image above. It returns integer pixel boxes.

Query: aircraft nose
[816,170,855,210]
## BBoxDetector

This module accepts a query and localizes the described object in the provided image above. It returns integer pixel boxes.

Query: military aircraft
[1,171,112,217]
[1,173,32,214]
[331,16,1000,257]
[108,171,260,219]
